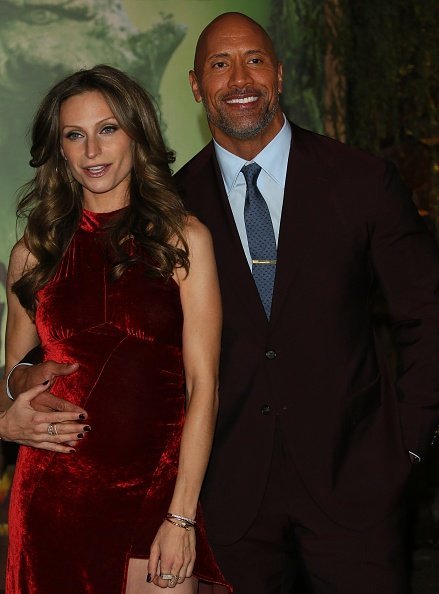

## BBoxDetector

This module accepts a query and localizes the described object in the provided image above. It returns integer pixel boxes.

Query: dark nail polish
[83,425,91,432]
[146,574,152,583]
[42,380,49,386]
[69,449,76,454]
[78,413,86,420]
[77,433,84,439]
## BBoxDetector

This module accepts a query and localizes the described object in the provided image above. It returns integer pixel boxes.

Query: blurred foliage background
[270,0,439,238]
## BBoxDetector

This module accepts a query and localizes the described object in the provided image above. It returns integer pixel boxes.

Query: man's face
[190,15,283,145]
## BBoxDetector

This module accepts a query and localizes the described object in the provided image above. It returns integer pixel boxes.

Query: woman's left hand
[147,520,196,588]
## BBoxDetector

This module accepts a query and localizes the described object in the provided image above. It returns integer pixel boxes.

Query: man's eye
[249,58,263,64]
[213,62,227,69]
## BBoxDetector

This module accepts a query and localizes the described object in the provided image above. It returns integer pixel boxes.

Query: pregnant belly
[43,325,185,468]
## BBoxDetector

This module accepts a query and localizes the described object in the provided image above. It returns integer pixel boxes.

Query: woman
[6,65,229,593]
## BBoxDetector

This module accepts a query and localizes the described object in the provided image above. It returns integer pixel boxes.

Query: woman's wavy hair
[14,64,189,315]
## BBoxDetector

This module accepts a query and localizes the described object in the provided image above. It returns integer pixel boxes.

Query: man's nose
[228,61,253,88]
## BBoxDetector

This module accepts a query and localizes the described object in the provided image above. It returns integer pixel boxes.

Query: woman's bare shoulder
[183,215,213,248]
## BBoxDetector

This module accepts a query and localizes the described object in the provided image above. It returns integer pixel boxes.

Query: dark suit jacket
[175,123,439,544]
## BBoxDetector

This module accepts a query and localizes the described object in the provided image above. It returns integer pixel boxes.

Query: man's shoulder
[291,124,410,211]
[291,123,387,175]
[174,141,220,214]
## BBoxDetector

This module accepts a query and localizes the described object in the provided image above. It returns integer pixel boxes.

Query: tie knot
[241,163,261,186]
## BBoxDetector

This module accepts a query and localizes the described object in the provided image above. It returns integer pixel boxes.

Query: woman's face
[59,90,133,212]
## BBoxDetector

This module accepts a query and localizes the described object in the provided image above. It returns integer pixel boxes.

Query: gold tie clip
[252,259,277,265]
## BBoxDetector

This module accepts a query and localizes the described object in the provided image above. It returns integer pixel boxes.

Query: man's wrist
[6,362,34,401]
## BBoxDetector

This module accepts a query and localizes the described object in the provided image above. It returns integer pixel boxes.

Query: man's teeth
[226,96,258,104]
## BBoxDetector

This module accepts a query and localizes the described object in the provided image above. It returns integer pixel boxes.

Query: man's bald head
[194,12,278,75]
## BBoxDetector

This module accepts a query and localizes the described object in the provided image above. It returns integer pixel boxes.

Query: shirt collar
[214,115,292,195]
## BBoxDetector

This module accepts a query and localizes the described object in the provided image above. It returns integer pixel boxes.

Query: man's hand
[0,383,90,453]
[9,360,86,415]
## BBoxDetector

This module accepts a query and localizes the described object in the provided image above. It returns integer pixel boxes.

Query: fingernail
[77,433,84,439]
[78,413,86,420]
[83,425,91,432]
[146,574,152,583]
[69,449,76,454]
[42,380,49,386]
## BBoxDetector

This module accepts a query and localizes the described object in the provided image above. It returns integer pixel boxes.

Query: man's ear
[189,70,202,103]
[277,62,283,95]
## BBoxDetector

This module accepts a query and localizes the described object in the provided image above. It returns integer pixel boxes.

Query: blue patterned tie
[242,163,277,319]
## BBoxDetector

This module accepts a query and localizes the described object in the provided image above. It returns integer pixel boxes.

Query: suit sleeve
[370,161,439,457]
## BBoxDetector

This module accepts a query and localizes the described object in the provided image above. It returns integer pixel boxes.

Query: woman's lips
[83,164,109,177]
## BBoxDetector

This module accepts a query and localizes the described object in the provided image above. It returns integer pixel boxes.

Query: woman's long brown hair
[13,64,189,315]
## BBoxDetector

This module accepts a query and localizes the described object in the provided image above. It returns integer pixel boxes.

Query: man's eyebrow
[245,49,270,56]
[207,52,231,61]
[207,49,270,61]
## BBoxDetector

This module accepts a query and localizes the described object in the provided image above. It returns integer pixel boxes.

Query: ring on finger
[168,576,178,587]
[47,423,57,436]
[160,573,178,582]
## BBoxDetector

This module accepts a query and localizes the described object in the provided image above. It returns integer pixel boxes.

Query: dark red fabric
[7,209,230,593]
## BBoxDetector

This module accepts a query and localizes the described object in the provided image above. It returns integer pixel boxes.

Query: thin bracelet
[165,517,193,531]
[166,512,196,525]
[6,362,33,401]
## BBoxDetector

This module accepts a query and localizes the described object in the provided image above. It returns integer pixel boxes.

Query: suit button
[261,405,271,415]
[265,349,276,360]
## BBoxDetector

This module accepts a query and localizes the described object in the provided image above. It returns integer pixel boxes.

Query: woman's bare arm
[0,240,89,451]
[148,217,222,586]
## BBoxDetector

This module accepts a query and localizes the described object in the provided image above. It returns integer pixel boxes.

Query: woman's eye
[66,131,83,140]
[101,125,118,134]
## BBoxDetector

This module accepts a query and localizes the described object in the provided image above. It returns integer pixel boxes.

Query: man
[7,11,439,593]
[173,12,439,593]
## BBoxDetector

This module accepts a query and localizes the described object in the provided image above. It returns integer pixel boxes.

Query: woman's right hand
[0,383,90,453]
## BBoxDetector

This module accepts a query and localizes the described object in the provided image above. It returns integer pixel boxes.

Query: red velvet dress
[7,209,230,594]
